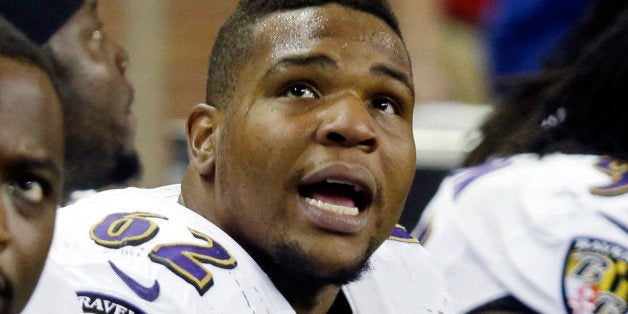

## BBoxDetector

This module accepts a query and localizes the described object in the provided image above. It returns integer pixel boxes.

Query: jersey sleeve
[420,155,628,313]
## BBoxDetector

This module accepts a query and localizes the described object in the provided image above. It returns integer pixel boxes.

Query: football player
[48,0,450,313]
[0,17,66,313]
[0,0,140,204]
[413,8,628,313]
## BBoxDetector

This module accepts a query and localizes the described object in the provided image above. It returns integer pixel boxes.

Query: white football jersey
[343,235,451,313]
[47,184,449,313]
[412,154,628,313]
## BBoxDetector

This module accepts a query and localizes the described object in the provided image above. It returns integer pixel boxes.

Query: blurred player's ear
[186,103,221,178]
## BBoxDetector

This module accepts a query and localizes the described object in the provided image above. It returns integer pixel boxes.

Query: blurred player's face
[213,4,415,285]
[45,0,139,197]
[0,57,63,313]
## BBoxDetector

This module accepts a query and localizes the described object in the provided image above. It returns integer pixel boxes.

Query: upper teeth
[304,197,359,216]
[325,179,362,193]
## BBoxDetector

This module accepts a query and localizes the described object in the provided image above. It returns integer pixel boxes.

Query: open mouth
[298,179,372,216]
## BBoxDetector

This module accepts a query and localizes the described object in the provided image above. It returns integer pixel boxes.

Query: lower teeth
[304,197,359,216]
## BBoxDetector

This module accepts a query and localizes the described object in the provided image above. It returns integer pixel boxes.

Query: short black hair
[235,0,401,35]
[0,16,54,77]
[205,0,402,109]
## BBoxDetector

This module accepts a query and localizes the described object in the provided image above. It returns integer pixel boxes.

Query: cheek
[375,137,415,227]
[0,204,54,311]
[233,111,308,171]
[7,209,54,270]
[382,134,416,192]
[0,205,8,247]
[220,111,307,228]
[71,60,124,101]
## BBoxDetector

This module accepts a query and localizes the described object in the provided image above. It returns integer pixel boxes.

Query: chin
[272,239,376,287]
[110,150,142,185]
[0,269,13,314]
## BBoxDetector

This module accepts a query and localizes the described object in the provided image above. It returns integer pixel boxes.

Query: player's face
[45,0,139,194]
[215,5,415,280]
[0,57,63,313]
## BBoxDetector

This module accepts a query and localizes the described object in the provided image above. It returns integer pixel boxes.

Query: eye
[282,83,317,99]
[9,178,48,203]
[91,29,103,42]
[371,97,397,114]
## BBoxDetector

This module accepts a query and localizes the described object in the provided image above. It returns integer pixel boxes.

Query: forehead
[0,57,63,163]
[85,0,99,17]
[251,4,410,71]
[66,0,99,26]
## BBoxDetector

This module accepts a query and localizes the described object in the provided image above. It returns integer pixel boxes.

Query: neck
[180,168,220,224]
[238,242,340,313]
[267,265,341,313]
[293,286,341,314]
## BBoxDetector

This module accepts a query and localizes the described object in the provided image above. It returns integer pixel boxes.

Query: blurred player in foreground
[413,8,628,313]
[0,17,64,313]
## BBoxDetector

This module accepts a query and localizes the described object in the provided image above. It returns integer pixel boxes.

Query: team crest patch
[562,237,627,314]
[388,224,419,243]
[77,291,146,314]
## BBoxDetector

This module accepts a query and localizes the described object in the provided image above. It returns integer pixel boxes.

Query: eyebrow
[266,54,338,76]
[31,159,59,173]
[13,158,61,179]
[371,64,414,94]
[266,54,413,93]
[89,0,98,12]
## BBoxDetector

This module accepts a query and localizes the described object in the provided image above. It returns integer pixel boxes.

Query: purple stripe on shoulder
[453,158,511,199]
[389,225,419,243]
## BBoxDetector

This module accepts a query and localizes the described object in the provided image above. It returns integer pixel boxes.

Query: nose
[112,39,129,74]
[315,94,379,152]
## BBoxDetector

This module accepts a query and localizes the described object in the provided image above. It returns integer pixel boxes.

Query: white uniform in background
[47,184,450,313]
[412,153,628,313]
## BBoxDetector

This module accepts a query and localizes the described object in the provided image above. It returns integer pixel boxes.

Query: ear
[186,103,222,178]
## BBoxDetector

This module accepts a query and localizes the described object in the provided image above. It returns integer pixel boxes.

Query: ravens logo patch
[562,237,627,313]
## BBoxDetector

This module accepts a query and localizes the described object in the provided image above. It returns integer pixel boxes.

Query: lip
[298,163,376,233]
